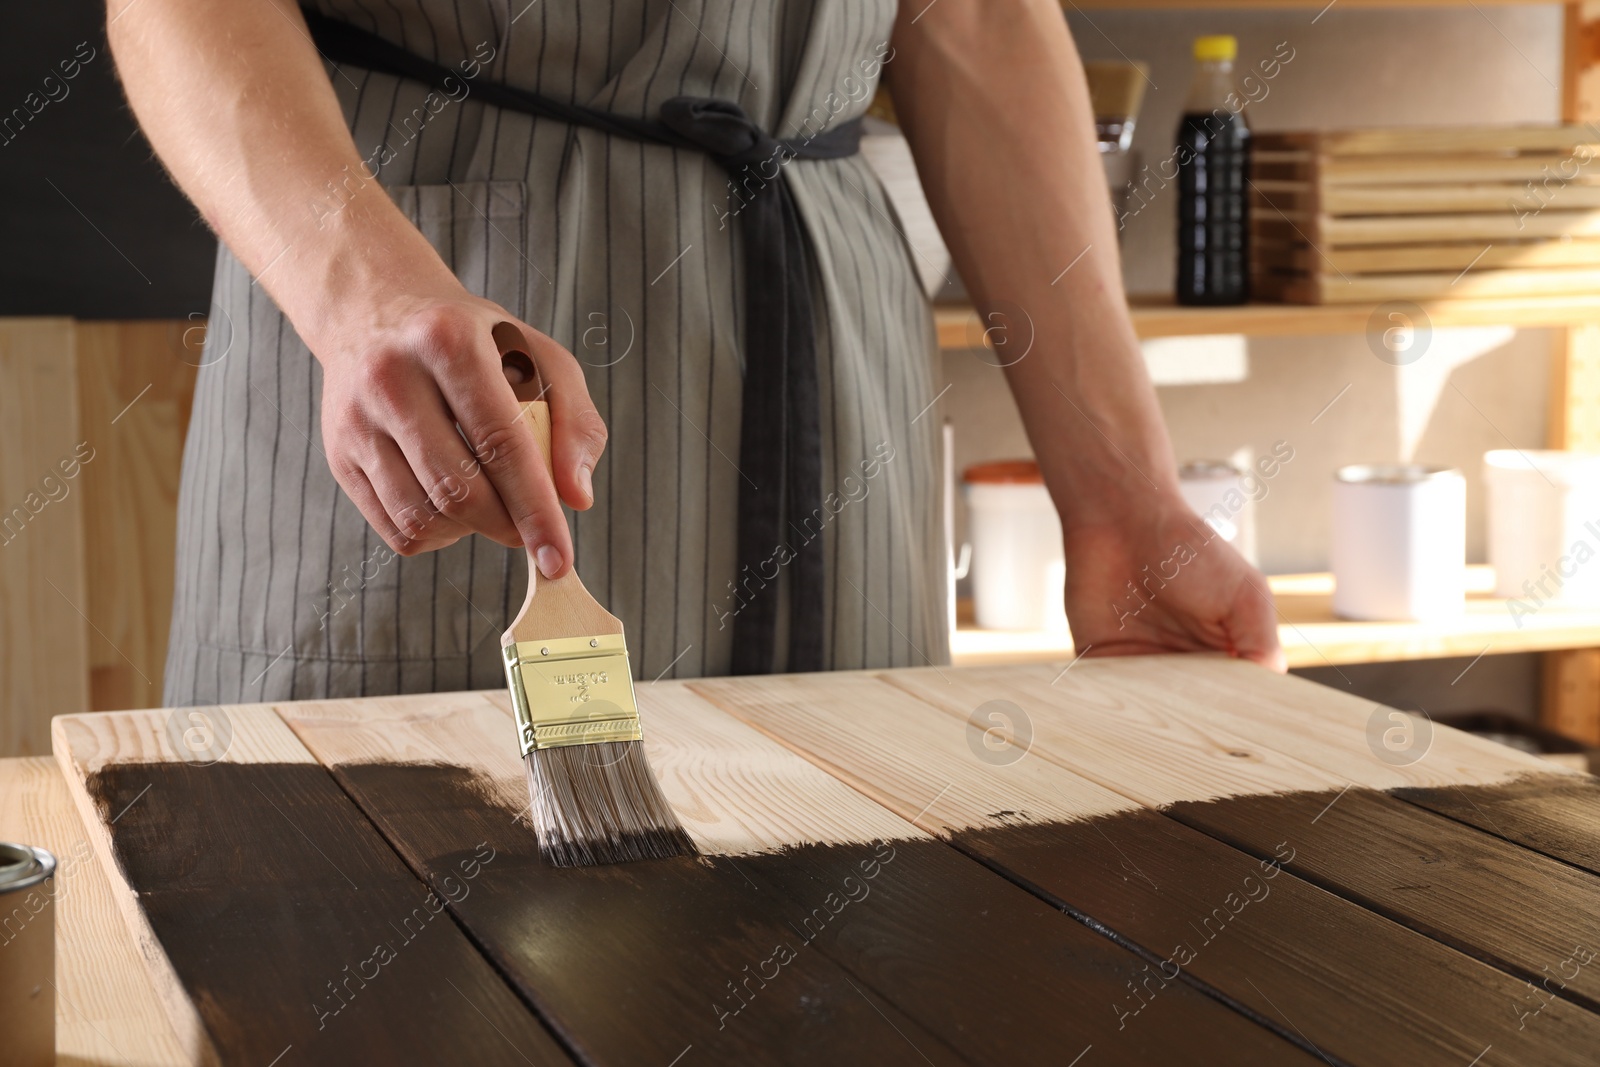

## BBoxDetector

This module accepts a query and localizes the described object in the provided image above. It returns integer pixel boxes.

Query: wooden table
[18,658,1600,1064]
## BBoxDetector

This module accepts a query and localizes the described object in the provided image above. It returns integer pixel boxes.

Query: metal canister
[1331,464,1466,621]
[0,841,56,1067]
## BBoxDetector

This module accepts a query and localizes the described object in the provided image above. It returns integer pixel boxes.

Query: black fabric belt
[303,11,864,674]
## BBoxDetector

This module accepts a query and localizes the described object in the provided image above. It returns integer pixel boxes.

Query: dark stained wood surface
[1170,787,1600,1014]
[85,761,573,1067]
[1398,775,1600,877]
[960,798,1600,1065]
[334,761,1316,1066]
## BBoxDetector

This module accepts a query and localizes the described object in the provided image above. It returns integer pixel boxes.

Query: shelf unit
[935,294,1600,346]
[945,2,1600,741]
[954,566,1600,670]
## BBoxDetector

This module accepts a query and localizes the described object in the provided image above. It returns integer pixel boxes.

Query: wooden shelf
[951,566,1600,670]
[1068,0,1554,7]
[934,294,1600,347]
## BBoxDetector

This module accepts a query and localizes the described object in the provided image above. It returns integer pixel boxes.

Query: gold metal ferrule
[502,635,642,757]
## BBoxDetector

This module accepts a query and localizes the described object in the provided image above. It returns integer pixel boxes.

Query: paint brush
[496,328,696,868]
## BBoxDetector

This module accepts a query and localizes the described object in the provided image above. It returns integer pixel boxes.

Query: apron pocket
[387,180,531,315]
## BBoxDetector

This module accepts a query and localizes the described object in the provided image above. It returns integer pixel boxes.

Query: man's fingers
[384,395,522,548]
[504,320,607,511]
[1230,573,1287,673]
[361,438,470,554]
[423,320,572,575]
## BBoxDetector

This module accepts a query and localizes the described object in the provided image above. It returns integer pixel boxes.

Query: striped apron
[164,0,948,705]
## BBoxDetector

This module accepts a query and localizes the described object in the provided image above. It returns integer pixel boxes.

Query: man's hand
[312,283,605,577]
[1063,501,1286,672]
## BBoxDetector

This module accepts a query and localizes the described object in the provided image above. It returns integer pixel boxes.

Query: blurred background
[3,2,1598,772]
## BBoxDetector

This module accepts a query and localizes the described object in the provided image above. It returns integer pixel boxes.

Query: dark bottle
[1175,35,1251,306]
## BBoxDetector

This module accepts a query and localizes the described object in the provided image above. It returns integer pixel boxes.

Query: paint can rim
[0,842,56,895]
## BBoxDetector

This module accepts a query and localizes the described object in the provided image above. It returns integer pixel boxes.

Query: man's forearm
[888,0,1182,528]
[107,0,449,347]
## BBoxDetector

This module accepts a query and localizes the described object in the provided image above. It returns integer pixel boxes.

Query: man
[106,0,1282,703]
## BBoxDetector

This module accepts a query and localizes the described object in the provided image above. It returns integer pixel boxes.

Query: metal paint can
[1483,449,1600,607]
[1178,460,1258,566]
[0,841,56,1067]
[963,460,1067,632]
[1331,465,1466,622]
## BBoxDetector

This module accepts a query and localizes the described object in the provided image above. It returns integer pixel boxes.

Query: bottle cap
[1193,35,1237,62]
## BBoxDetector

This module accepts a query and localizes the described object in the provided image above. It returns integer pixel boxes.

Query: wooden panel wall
[0,319,89,756]
[76,322,197,713]
[0,319,195,756]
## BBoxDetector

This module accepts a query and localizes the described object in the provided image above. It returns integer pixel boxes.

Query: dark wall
[1,2,217,318]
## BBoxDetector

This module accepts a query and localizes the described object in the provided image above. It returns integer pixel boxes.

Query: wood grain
[279,686,1316,1065]
[75,322,197,713]
[0,756,191,1067]
[1254,126,1600,157]
[1397,774,1600,877]
[984,656,1562,793]
[1169,787,1600,1013]
[0,318,89,757]
[53,705,570,1067]
[693,671,1600,1065]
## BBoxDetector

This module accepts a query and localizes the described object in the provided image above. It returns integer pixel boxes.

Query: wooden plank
[1321,153,1600,185]
[891,659,1600,1018]
[886,658,1556,802]
[1397,774,1600,877]
[1266,266,1600,304]
[693,670,1600,1064]
[1257,239,1600,274]
[1258,210,1600,245]
[52,705,570,1067]
[1254,126,1600,156]
[1165,785,1600,1016]
[0,319,89,757]
[1074,0,1590,7]
[277,686,1313,1066]
[935,295,1600,347]
[1257,181,1600,215]
[0,756,190,1066]
[75,322,197,712]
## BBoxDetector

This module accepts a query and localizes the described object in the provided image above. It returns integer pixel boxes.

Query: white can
[1178,460,1257,566]
[1484,449,1600,607]
[1331,465,1465,621]
[963,460,1067,631]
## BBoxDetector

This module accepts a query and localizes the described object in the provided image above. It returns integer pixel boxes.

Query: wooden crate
[1251,125,1600,304]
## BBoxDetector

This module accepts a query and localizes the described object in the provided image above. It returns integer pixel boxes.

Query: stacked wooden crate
[1251,125,1600,303]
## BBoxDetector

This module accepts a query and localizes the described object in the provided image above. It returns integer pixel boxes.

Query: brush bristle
[524,741,697,867]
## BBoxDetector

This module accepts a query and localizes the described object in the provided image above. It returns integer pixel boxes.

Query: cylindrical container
[1331,465,1465,621]
[1178,460,1258,566]
[963,460,1067,631]
[1484,449,1600,606]
[0,841,56,1067]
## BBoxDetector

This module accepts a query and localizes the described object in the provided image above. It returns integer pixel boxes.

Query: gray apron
[164,0,948,705]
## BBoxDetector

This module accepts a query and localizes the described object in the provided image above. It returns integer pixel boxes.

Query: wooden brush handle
[495,324,620,645]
